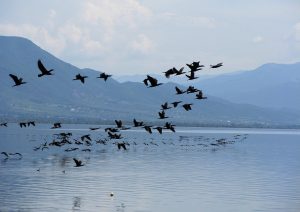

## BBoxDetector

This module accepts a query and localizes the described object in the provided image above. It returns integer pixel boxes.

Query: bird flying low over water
[51,123,61,129]
[37,59,54,77]
[117,143,127,150]
[73,74,88,83]
[115,120,123,128]
[9,74,27,87]
[143,125,152,134]
[158,110,169,119]
[0,123,7,127]
[89,127,100,131]
[182,103,193,111]
[153,126,163,134]
[97,72,112,81]
[73,158,84,167]
[164,122,176,132]
[27,121,36,127]
[210,62,223,68]
[19,122,27,128]
[133,118,144,127]
[143,75,163,87]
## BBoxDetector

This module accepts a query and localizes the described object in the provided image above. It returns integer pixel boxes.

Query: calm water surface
[0,124,300,212]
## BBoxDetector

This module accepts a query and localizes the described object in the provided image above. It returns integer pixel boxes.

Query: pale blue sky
[0,0,299,75]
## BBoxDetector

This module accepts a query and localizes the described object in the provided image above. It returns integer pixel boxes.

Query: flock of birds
[1,59,226,167]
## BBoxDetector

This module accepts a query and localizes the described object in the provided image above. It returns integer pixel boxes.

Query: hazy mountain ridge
[0,36,299,127]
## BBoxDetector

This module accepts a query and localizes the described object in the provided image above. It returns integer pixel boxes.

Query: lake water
[0,124,300,212]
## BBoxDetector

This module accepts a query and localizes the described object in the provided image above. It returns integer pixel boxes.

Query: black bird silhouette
[105,127,119,133]
[27,121,36,127]
[161,102,172,110]
[143,75,162,87]
[164,122,176,132]
[115,120,123,128]
[171,101,182,108]
[185,70,198,80]
[37,59,54,77]
[81,134,91,141]
[97,72,112,81]
[117,142,127,150]
[133,118,144,127]
[173,67,186,75]
[210,62,223,68]
[65,148,79,152]
[163,68,176,78]
[195,90,207,100]
[1,152,9,158]
[143,125,152,134]
[19,122,27,128]
[186,86,199,94]
[186,61,204,72]
[89,127,100,131]
[51,123,61,129]
[158,110,169,119]
[175,86,186,95]
[73,74,88,83]
[153,126,163,134]
[182,103,193,111]
[9,74,27,87]
[73,158,84,167]
[0,123,7,127]
[108,132,122,139]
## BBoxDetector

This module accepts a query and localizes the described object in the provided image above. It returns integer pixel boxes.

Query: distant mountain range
[0,36,299,128]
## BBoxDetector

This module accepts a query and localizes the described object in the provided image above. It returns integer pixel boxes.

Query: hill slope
[0,36,299,127]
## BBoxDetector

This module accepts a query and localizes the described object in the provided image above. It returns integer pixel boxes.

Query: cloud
[293,22,300,41]
[160,13,216,28]
[252,36,264,43]
[0,23,66,54]
[131,34,154,54]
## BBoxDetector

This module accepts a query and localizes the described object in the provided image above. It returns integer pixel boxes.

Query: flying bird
[27,121,36,127]
[161,102,172,110]
[51,123,61,129]
[153,126,163,134]
[89,127,100,131]
[133,118,144,127]
[210,63,223,68]
[143,125,152,134]
[175,86,186,95]
[186,61,204,72]
[195,90,207,100]
[164,122,176,132]
[185,70,198,80]
[163,68,176,78]
[73,74,88,83]
[117,143,127,150]
[19,122,27,128]
[171,101,182,108]
[97,72,112,81]
[182,103,193,111]
[37,59,54,77]
[73,158,84,167]
[173,67,186,75]
[186,86,199,94]
[115,120,123,128]
[9,74,27,87]
[143,75,162,87]
[0,123,7,127]
[158,110,169,119]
